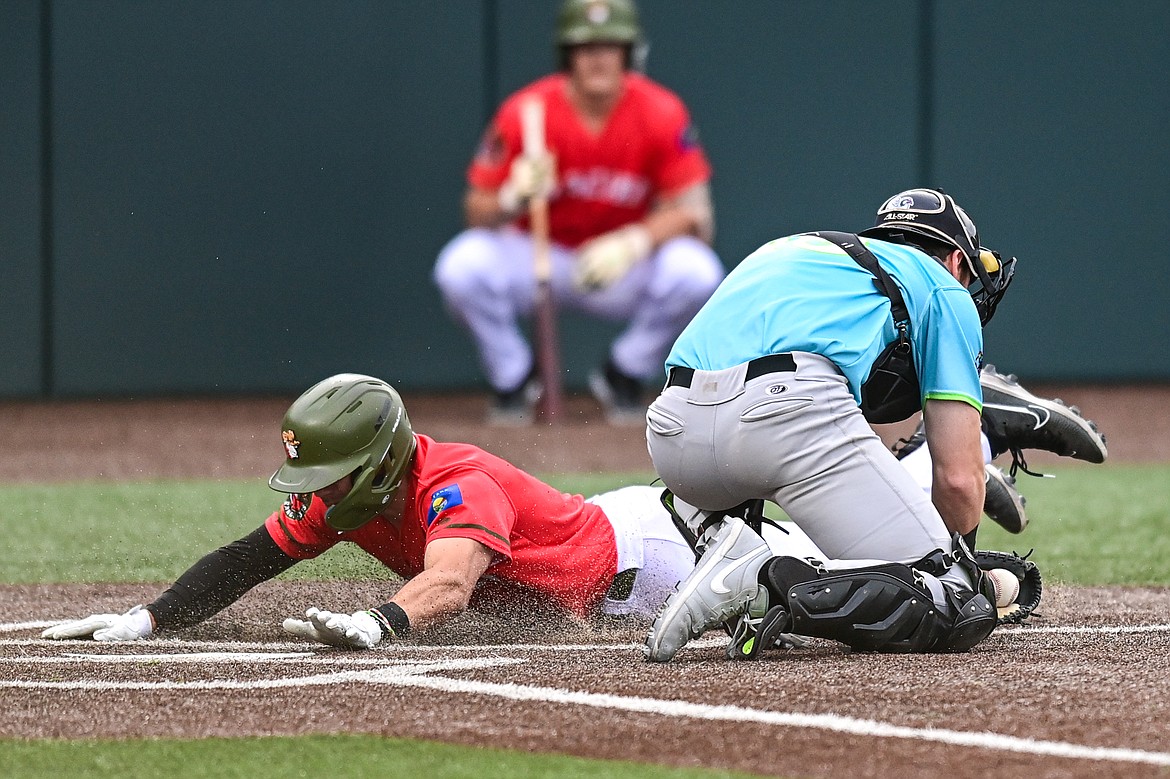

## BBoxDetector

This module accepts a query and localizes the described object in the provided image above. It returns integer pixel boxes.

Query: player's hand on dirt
[574,225,654,291]
[498,152,557,214]
[41,604,154,641]
[282,606,383,649]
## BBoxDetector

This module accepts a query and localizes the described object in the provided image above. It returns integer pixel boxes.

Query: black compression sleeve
[147,525,297,631]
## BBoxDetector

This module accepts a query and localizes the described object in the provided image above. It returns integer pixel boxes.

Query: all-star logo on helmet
[859,187,1017,325]
[867,188,980,263]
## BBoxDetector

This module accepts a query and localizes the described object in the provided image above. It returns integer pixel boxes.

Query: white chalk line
[996,623,1170,636]
[2,651,318,664]
[4,652,1165,768]
[0,657,520,690]
[392,672,1170,768]
[0,635,726,653]
[1,621,57,632]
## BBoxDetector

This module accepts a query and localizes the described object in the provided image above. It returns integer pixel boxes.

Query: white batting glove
[41,604,154,642]
[498,152,556,214]
[574,225,654,291]
[281,606,383,650]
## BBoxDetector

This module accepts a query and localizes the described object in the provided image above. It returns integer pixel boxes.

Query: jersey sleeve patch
[427,484,465,526]
[677,123,702,152]
[473,124,506,167]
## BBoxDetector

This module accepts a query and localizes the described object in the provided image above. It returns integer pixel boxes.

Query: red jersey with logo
[469,72,711,248]
[264,434,618,616]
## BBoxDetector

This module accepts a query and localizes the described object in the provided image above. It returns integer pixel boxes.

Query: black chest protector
[811,231,921,424]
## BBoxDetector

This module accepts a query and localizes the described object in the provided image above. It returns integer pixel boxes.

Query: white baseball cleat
[644,517,773,663]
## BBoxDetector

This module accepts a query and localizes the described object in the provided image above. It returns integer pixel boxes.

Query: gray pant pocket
[646,402,685,436]
[740,396,814,422]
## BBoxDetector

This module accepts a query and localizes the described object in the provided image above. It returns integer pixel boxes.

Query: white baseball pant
[434,227,723,392]
[588,485,824,619]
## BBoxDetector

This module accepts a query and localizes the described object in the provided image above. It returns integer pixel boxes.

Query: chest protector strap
[810,231,921,423]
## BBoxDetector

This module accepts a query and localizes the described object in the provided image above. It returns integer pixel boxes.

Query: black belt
[666,353,797,389]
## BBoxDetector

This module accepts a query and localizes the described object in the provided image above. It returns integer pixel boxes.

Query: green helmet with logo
[557,0,642,47]
[268,374,416,531]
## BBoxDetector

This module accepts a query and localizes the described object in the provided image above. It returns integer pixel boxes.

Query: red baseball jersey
[265,434,618,616]
[469,72,711,248]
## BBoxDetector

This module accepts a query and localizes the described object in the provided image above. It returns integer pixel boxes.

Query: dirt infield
[4,582,1170,778]
[3,385,1170,777]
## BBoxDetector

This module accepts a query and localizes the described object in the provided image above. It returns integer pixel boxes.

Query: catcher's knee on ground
[758,555,997,653]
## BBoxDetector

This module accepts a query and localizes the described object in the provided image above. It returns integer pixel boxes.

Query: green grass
[760,463,1170,587]
[2,464,1166,586]
[971,462,1170,585]
[0,735,758,779]
[0,473,652,584]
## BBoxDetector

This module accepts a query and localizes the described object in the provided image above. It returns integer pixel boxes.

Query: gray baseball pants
[645,352,975,601]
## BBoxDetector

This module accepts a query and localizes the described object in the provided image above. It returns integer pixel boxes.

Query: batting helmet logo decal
[282,430,300,459]
[586,1,611,24]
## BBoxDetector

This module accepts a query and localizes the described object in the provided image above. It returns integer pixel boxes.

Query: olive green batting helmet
[269,374,416,531]
[557,0,642,47]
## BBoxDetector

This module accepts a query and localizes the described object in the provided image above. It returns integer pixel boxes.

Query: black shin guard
[760,554,995,653]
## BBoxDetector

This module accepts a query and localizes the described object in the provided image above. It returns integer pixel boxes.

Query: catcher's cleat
[487,372,543,426]
[644,517,772,663]
[980,364,1108,465]
[589,359,646,426]
[983,465,1028,534]
[725,605,795,660]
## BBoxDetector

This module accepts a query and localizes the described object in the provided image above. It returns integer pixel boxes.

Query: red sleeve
[467,99,523,191]
[264,493,340,560]
[422,472,516,562]
[653,96,711,194]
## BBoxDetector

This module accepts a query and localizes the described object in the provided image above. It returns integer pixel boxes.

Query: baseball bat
[520,96,564,421]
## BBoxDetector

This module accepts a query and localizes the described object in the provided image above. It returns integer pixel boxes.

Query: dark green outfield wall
[2,1,1167,398]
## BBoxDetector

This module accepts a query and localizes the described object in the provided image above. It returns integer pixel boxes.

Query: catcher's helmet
[269,374,416,531]
[859,188,1016,325]
[556,0,646,69]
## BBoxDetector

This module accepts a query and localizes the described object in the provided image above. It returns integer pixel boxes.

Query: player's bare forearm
[930,471,984,535]
[922,399,985,535]
[646,181,714,245]
[386,570,478,632]
[389,537,495,632]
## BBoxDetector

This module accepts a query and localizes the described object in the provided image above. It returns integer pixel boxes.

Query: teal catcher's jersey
[666,234,984,409]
